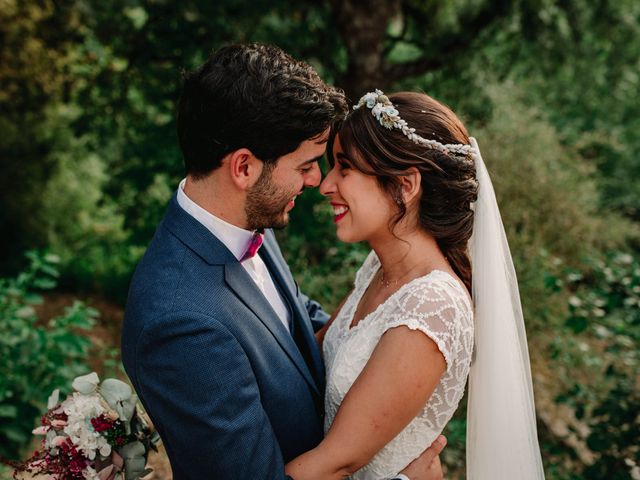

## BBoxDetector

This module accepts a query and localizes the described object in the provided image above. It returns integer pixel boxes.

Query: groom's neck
[184,173,248,229]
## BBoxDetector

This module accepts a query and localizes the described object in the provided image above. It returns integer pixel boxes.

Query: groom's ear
[401,167,422,205]
[226,148,262,191]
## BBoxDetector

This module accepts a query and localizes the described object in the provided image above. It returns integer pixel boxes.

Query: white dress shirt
[176,179,291,331]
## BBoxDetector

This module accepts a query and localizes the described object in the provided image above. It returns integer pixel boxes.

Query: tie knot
[241,230,264,261]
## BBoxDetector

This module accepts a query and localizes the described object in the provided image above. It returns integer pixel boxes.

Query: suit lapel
[223,262,320,396]
[259,234,326,389]
[162,194,321,395]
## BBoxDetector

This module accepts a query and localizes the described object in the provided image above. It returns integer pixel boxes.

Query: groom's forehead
[294,130,330,157]
[275,127,330,167]
[302,139,329,161]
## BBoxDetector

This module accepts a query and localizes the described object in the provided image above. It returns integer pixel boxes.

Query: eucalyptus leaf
[118,441,147,479]
[99,379,133,407]
[120,399,138,429]
[101,383,137,428]
[72,372,100,394]
[47,389,60,409]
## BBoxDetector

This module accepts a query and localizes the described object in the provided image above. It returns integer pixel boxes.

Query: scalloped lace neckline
[347,267,463,332]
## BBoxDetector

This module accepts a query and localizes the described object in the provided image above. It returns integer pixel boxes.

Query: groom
[122,43,444,479]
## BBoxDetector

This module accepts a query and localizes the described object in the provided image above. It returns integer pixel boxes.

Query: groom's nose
[303,162,322,188]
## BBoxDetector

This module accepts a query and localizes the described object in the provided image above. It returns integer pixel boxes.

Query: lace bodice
[323,251,474,479]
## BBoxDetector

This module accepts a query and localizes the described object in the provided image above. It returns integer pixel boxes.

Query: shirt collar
[176,178,254,261]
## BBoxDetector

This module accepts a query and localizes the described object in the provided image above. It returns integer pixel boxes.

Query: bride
[285,91,545,479]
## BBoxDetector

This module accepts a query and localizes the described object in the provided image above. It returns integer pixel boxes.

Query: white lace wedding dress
[323,251,474,479]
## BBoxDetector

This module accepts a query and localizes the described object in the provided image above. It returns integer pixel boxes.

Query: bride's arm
[285,326,447,480]
[314,293,350,347]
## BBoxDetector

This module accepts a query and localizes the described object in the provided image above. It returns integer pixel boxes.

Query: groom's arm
[298,288,330,332]
[134,312,291,480]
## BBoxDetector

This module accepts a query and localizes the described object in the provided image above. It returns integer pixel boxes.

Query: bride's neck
[369,228,448,280]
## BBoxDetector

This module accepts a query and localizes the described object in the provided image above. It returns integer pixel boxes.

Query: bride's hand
[399,435,447,480]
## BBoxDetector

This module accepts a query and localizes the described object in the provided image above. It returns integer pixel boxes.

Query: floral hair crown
[353,89,476,160]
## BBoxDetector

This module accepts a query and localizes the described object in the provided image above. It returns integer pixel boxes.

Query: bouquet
[11,373,159,480]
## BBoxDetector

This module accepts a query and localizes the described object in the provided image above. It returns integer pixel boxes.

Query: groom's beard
[245,167,298,231]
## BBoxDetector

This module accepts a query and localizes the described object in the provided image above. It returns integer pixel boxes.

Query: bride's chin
[336,228,360,244]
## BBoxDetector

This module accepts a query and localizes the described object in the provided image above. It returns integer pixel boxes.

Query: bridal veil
[466,137,546,479]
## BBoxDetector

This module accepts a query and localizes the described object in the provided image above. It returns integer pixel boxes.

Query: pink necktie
[241,230,264,261]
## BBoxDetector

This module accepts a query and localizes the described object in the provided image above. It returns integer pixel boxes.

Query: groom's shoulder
[130,220,188,286]
[126,221,223,318]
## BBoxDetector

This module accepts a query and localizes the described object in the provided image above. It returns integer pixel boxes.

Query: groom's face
[245,129,329,230]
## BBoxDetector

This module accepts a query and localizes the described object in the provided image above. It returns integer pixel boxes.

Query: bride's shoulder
[397,270,473,319]
[380,270,474,371]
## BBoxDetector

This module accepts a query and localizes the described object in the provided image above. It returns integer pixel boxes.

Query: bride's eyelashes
[334,151,353,171]
[337,159,351,171]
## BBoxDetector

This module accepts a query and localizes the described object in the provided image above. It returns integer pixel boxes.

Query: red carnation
[90,414,115,433]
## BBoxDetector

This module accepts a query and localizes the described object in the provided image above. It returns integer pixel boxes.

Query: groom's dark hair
[177,43,347,178]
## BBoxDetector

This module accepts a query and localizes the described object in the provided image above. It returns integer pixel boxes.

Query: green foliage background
[1,0,639,478]
[0,252,98,459]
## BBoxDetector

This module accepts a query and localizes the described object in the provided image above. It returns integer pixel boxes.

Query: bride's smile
[320,134,397,244]
[330,203,349,222]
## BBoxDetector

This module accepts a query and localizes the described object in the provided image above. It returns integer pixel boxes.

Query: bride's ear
[226,148,262,191]
[400,168,422,205]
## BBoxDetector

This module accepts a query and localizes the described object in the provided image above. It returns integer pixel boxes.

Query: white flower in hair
[352,88,477,161]
[362,90,381,109]
[371,103,399,129]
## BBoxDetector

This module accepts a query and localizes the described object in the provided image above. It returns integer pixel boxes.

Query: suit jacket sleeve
[135,311,291,479]
[299,289,329,332]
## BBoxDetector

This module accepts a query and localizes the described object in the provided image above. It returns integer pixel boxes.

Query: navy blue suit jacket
[122,195,328,479]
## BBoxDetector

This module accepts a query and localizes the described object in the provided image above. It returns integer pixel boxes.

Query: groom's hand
[398,435,447,480]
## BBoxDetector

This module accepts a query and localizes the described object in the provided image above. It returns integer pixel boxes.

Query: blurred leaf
[0,405,18,419]
[565,316,588,334]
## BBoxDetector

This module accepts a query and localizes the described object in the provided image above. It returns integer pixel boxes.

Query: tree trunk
[330,0,513,102]
[330,0,400,101]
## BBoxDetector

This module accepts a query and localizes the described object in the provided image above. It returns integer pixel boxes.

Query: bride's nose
[319,166,337,196]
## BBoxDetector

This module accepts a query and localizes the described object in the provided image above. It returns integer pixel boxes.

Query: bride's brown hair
[328,92,478,293]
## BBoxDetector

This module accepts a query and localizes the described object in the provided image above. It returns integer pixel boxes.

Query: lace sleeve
[381,275,473,371]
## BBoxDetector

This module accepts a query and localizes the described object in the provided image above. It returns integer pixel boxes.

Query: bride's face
[319,134,397,243]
